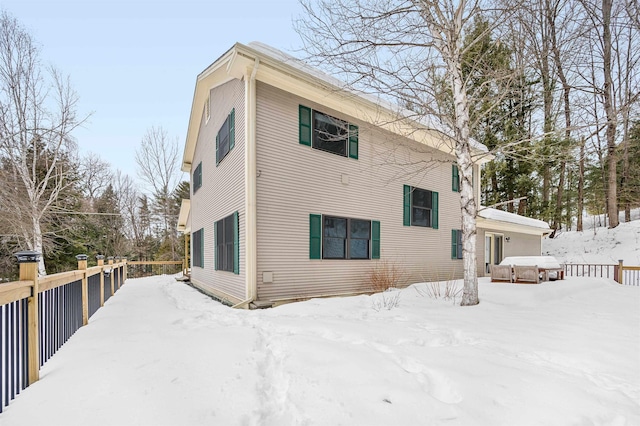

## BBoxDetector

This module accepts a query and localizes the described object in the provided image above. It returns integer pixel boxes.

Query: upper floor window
[452,164,460,192]
[216,109,235,165]
[403,185,439,229]
[299,105,358,159]
[193,162,202,194]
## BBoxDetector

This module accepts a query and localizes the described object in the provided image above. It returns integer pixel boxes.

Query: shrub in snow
[367,259,405,293]
[371,290,401,311]
[415,279,462,304]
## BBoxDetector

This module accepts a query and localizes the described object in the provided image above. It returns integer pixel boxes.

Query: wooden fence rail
[563,260,639,286]
[0,254,126,413]
[127,261,184,278]
[0,256,185,413]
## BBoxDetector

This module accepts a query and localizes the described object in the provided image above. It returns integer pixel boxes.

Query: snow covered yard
[1,274,638,426]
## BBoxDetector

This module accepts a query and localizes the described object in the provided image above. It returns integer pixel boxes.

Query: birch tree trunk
[439,2,479,305]
[0,11,83,275]
[601,0,618,228]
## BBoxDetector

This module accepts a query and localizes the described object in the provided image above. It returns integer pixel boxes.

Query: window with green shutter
[404,185,438,229]
[193,162,202,194]
[372,221,380,259]
[309,214,322,259]
[452,164,460,192]
[192,228,204,268]
[403,185,411,226]
[215,212,238,273]
[233,211,239,275]
[299,105,359,159]
[348,124,359,159]
[216,109,235,165]
[451,229,462,259]
[299,105,312,146]
[310,214,377,260]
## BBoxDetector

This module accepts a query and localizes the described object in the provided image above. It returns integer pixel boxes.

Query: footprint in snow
[398,356,463,404]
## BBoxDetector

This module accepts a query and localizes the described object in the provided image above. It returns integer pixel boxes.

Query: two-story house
[177,42,550,308]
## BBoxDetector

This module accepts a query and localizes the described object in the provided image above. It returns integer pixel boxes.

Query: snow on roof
[246,41,489,154]
[478,207,550,230]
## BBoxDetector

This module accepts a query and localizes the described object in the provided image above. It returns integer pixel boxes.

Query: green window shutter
[233,211,239,275]
[200,228,204,268]
[372,220,380,259]
[432,191,439,229]
[194,162,202,192]
[451,229,457,259]
[299,105,312,146]
[452,164,459,192]
[229,108,235,151]
[403,185,411,226]
[309,214,322,259]
[348,124,359,159]
[215,134,220,166]
[214,223,218,270]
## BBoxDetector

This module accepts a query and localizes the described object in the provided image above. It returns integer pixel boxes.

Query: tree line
[0,11,187,279]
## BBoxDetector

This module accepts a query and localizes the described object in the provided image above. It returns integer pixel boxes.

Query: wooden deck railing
[0,255,126,413]
[0,255,189,412]
[126,261,184,278]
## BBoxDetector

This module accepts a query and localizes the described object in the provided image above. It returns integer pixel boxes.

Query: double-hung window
[192,228,204,268]
[216,109,235,165]
[451,229,463,259]
[309,214,380,260]
[299,105,358,159]
[215,212,239,274]
[193,162,202,194]
[403,185,439,229]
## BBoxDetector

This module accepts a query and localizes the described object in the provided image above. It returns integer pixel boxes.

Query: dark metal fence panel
[103,272,111,303]
[564,264,616,280]
[564,263,640,286]
[0,298,28,413]
[114,267,120,292]
[38,280,83,367]
[88,274,101,318]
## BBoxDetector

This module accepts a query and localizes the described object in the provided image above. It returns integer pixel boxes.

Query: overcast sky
[1,0,304,189]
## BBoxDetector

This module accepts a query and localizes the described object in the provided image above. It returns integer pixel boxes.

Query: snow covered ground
[543,210,640,266]
[1,224,639,425]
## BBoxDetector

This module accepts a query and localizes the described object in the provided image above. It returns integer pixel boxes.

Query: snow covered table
[499,256,564,282]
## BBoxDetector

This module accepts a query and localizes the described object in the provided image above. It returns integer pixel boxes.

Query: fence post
[76,254,89,326]
[14,250,41,385]
[123,258,127,283]
[96,255,105,306]
[108,256,114,295]
[618,260,623,285]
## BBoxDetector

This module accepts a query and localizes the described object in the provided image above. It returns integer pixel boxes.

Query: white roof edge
[177,199,191,233]
[477,207,550,231]
[244,41,489,155]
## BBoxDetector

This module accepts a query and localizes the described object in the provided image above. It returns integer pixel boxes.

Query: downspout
[234,58,259,310]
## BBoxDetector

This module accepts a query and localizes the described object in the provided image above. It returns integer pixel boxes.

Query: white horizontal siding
[255,82,468,302]
[190,79,246,302]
